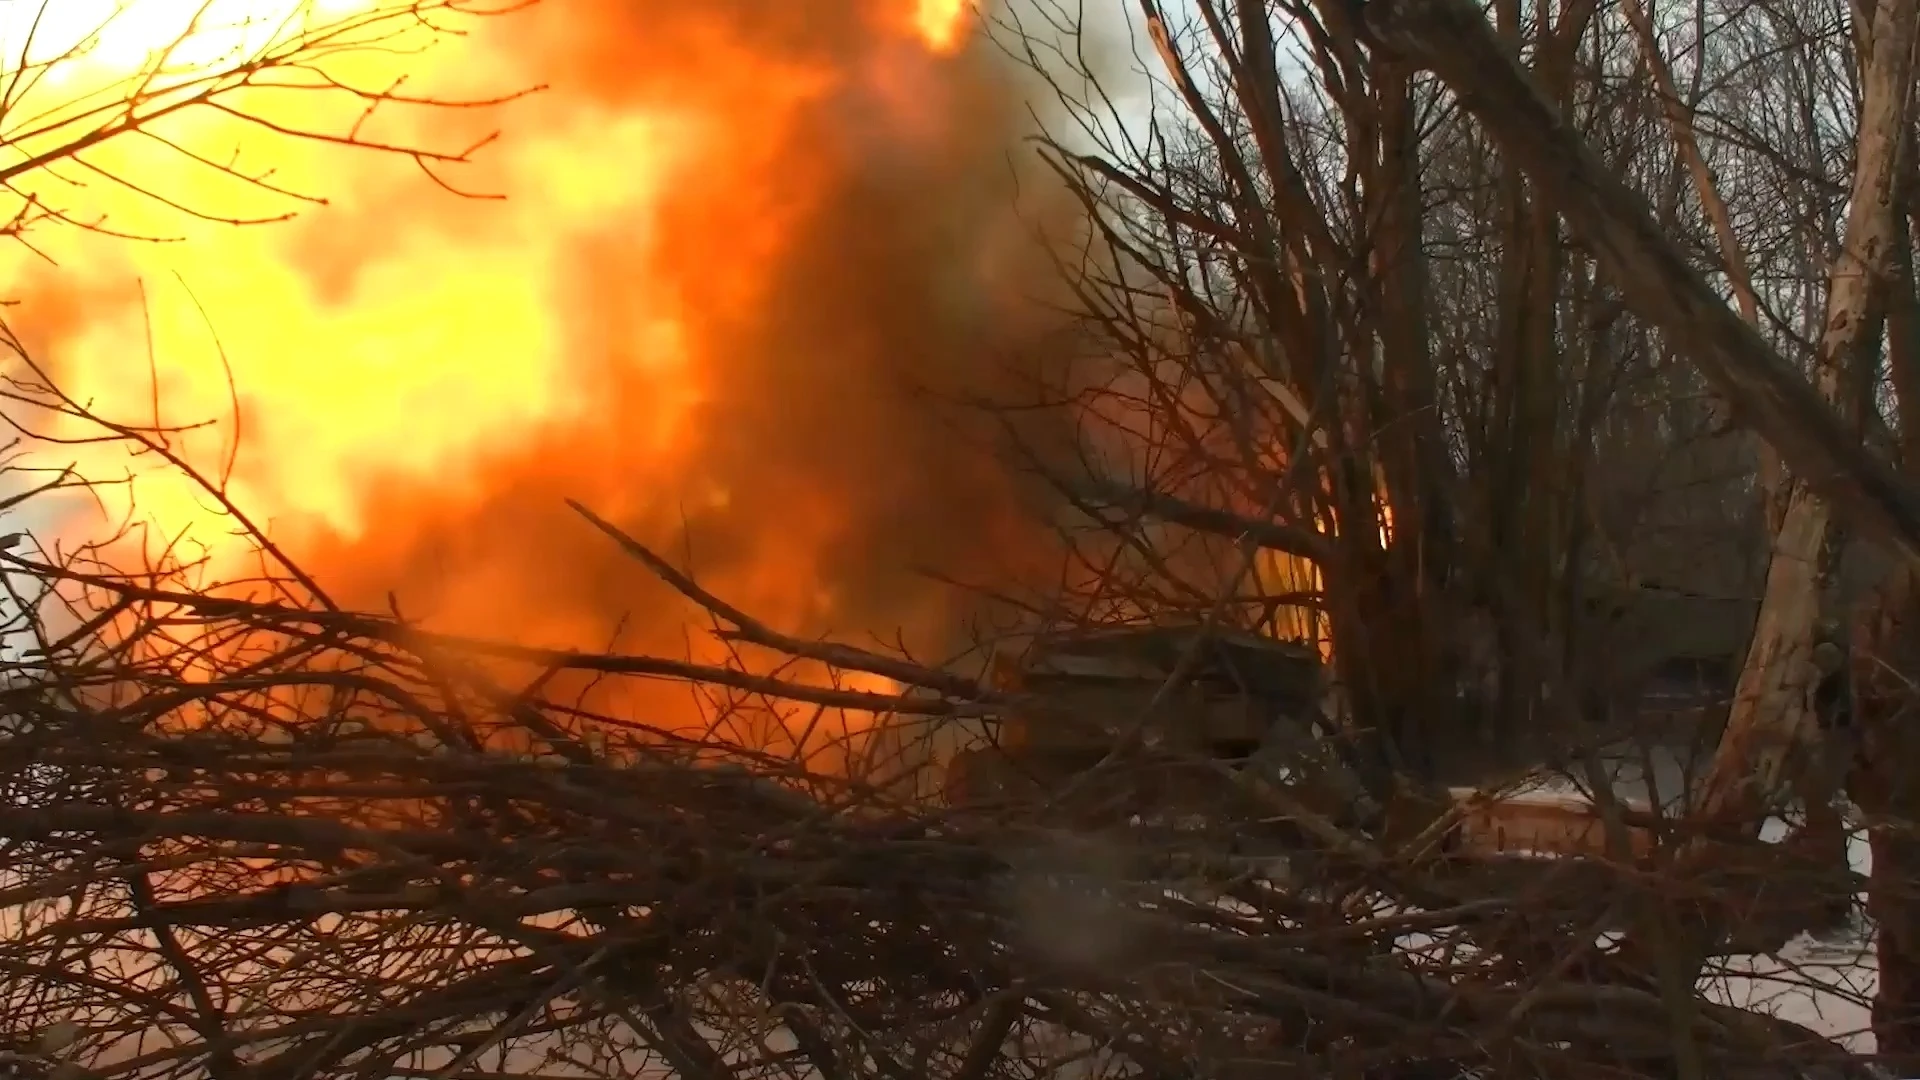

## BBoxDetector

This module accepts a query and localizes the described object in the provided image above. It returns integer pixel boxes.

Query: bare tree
[0,1,528,248]
[988,0,1920,1063]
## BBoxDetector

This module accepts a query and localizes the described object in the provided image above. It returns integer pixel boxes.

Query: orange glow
[4,0,356,73]
[1257,486,1394,661]
[912,0,970,53]
[3,0,1024,749]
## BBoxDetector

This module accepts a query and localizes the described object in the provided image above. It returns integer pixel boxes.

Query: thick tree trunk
[1848,564,1920,1061]
[1369,65,1453,589]
[1351,61,1469,788]
[1856,141,1920,1064]
[1872,821,1920,1062]
[1702,501,1831,824]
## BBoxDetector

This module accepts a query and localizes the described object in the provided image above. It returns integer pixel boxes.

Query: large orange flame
[2,0,1055,750]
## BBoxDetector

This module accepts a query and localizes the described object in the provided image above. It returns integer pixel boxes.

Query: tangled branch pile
[0,522,1881,1080]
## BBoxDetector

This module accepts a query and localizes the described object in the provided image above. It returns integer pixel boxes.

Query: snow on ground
[1528,758,1883,1051]
[1710,822,1878,1050]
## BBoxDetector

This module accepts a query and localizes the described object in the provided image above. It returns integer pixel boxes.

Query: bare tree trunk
[1848,563,1920,1060]
[1366,65,1463,763]
[1856,117,1920,1066]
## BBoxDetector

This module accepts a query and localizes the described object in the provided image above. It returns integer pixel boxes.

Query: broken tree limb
[1358,0,1920,567]
[0,553,996,720]
[1064,477,1334,562]
[566,499,992,702]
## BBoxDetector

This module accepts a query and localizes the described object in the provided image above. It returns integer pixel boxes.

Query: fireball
[0,0,1029,748]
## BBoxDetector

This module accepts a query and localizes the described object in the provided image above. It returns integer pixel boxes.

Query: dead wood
[0,533,1884,1080]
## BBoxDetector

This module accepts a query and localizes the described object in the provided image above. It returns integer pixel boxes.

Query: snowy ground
[1542,752,1882,1051]
[1711,821,1878,1050]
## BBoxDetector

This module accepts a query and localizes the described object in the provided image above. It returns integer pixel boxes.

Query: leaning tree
[988,0,1920,1055]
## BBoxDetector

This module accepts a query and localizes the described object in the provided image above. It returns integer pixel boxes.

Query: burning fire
[0,0,1047,746]
[913,0,971,52]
